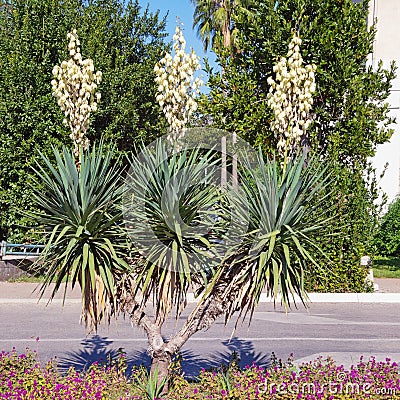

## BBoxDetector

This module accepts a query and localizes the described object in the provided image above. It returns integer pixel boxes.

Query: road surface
[1,301,399,376]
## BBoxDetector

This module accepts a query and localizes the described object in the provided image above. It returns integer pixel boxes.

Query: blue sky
[138,0,217,70]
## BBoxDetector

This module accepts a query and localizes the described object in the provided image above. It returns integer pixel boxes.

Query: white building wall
[368,0,400,203]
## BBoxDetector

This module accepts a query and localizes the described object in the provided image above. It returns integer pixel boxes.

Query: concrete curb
[0,298,82,304]
[267,292,400,303]
[1,292,400,304]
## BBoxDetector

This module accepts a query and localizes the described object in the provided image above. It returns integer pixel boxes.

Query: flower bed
[0,349,129,400]
[0,348,399,399]
[173,357,400,399]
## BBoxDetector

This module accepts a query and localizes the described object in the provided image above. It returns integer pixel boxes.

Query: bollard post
[361,255,378,291]
[221,136,227,187]
[0,241,6,258]
[232,132,238,190]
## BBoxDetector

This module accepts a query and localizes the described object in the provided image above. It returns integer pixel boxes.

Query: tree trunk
[150,349,172,392]
[148,285,234,393]
[223,22,231,49]
[123,283,236,396]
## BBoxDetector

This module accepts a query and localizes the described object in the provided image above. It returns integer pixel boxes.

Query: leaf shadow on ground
[56,335,132,373]
[208,337,273,370]
[56,335,272,377]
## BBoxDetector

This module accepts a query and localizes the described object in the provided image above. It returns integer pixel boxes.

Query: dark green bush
[200,0,394,292]
[0,0,168,242]
[304,162,380,292]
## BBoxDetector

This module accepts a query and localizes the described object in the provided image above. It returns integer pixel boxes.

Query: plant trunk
[123,283,235,395]
[148,286,233,393]
[150,349,171,391]
[223,23,231,49]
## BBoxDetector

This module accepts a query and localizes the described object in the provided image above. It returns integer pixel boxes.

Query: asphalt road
[1,301,400,376]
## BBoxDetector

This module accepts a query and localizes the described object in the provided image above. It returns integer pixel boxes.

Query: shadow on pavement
[211,337,272,370]
[56,335,272,378]
[56,335,133,373]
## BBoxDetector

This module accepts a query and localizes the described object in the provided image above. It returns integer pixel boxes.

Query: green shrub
[374,196,400,257]
[305,163,380,292]
[200,0,395,293]
[0,0,168,242]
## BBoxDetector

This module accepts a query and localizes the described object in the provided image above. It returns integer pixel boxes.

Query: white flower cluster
[267,33,316,156]
[51,29,102,157]
[154,25,203,145]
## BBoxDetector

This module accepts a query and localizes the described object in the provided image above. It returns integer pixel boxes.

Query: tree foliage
[199,0,396,291]
[191,0,256,52]
[374,197,400,257]
[221,151,332,314]
[0,0,168,241]
[202,0,395,161]
[305,162,382,291]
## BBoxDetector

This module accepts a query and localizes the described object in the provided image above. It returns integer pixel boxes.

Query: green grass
[373,256,400,278]
[8,275,69,283]
[7,274,47,283]
[7,266,68,283]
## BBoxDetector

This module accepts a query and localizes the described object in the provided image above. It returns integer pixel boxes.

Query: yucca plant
[30,144,129,332]
[213,151,332,324]
[120,140,230,384]
[118,142,333,389]
[133,365,169,400]
[122,140,225,321]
